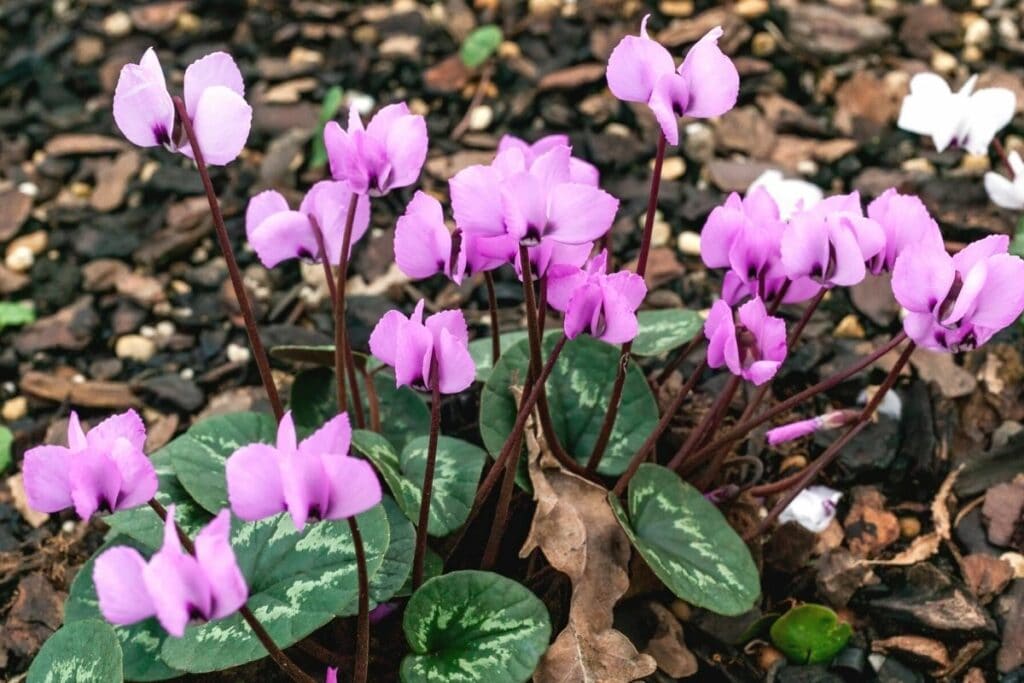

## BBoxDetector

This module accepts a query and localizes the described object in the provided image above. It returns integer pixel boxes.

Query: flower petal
[963,87,1016,155]
[301,413,352,459]
[545,264,588,313]
[322,456,382,520]
[450,164,505,237]
[194,510,248,620]
[425,309,469,348]
[891,246,955,314]
[22,445,73,513]
[394,320,433,390]
[112,52,175,148]
[94,546,156,625]
[606,16,675,103]
[383,112,428,191]
[677,26,739,118]
[395,192,451,280]
[109,438,158,510]
[436,327,475,394]
[369,310,409,368]
[226,443,285,521]
[183,52,245,118]
[248,210,316,268]
[968,253,1024,329]
[184,86,252,166]
[545,183,619,244]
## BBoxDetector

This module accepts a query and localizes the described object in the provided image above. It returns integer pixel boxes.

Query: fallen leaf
[982,479,1024,550]
[6,474,49,528]
[643,603,698,678]
[520,395,657,683]
[961,554,1013,603]
[844,488,899,558]
[872,635,950,673]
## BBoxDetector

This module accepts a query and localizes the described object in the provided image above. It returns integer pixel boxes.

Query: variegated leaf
[164,412,277,513]
[609,464,760,616]
[27,619,123,683]
[341,496,414,613]
[480,335,658,479]
[352,430,487,537]
[402,571,551,683]
[292,367,430,451]
[631,309,703,357]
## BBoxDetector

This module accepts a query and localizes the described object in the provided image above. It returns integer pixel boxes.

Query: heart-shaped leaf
[401,570,551,683]
[610,464,760,616]
[480,335,658,476]
[769,604,852,664]
[468,330,528,383]
[292,367,430,451]
[28,619,123,683]
[460,25,503,68]
[352,430,487,536]
[164,412,277,513]
[631,309,703,357]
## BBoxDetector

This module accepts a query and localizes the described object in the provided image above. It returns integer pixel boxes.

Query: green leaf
[28,619,123,683]
[0,301,35,331]
[64,538,182,681]
[292,367,431,451]
[164,412,277,513]
[459,25,503,69]
[309,86,344,169]
[1012,215,1024,258]
[631,309,703,357]
[769,604,852,664]
[480,334,658,477]
[468,331,529,383]
[352,430,487,537]
[0,425,12,474]
[401,570,551,683]
[163,506,389,672]
[366,496,415,608]
[610,464,760,616]
[270,344,336,366]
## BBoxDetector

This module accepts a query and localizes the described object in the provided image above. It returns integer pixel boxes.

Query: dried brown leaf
[520,416,656,683]
[643,603,698,678]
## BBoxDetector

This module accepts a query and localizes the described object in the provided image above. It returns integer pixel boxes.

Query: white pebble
[226,343,251,364]
[677,231,702,256]
[468,105,494,131]
[179,367,195,380]
[115,335,157,362]
[5,246,33,272]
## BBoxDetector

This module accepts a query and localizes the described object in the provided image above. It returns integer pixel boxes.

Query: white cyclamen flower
[984,151,1024,210]
[747,170,823,221]
[778,485,842,533]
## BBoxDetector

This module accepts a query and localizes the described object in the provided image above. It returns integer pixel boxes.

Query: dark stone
[138,374,205,412]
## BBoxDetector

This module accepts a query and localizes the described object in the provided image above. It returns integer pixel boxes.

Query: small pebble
[659,0,693,17]
[964,17,991,46]
[902,157,936,175]
[677,231,701,256]
[5,246,34,273]
[669,600,692,622]
[2,396,27,422]
[834,314,865,339]
[226,343,251,364]
[930,49,957,75]
[180,367,195,381]
[899,516,921,539]
[61,520,77,534]
[735,0,768,18]
[1001,552,1024,578]
[683,123,715,162]
[155,321,176,339]
[659,156,686,181]
[7,230,47,257]
[780,454,808,472]
[751,32,776,57]
[651,216,671,248]
[757,645,785,672]
[959,153,990,174]
[102,10,132,37]
[468,105,494,131]
[115,335,157,362]
[17,182,38,198]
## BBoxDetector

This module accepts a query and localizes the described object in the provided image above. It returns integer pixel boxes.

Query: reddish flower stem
[333,194,361,417]
[993,137,1016,177]
[147,500,314,683]
[744,341,916,540]
[669,374,742,474]
[484,271,502,366]
[653,335,703,388]
[588,132,667,472]
[412,358,442,589]
[171,96,282,421]
[347,517,370,683]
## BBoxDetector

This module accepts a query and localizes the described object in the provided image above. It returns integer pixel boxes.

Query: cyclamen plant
[25,15,1024,683]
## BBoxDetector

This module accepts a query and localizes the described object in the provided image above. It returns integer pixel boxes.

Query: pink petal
[599,286,641,344]
[324,123,369,195]
[310,181,371,264]
[825,221,867,287]
[569,158,600,186]
[183,52,245,119]
[425,309,469,348]
[395,191,451,280]
[247,210,316,268]
[528,145,573,188]
[564,282,603,339]
[546,183,619,245]
[952,234,1010,275]
[366,103,411,141]
[395,321,434,390]
[677,26,739,118]
[369,309,409,369]
[322,456,383,519]
[744,359,781,386]
[194,510,247,620]
[780,211,832,284]
[301,413,353,459]
[69,449,122,519]
[606,16,676,103]
[277,412,298,452]
[226,443,285,521]
[246,190,290,243]
[68,412,88,451]
[327,668,338,683]
[109,438,158,510]
[943,260,987,326]
[496,134,532,156]
[280,449,329,531]
[436,327,475,394]
[700,194,746,269]
[450,164,505,237]
[523,239,591,279]
[545,264,588,312]
[144,551,209,637]
[112,50,174,148]
[704,300,737,371]
[500,173,548,242]
[94,546,156,625]
[383,112,428,191]
[605,271,647,310]
[22,445,73,513]
[969,253,1024,329]
[891,246,955,314]
[648,72,688,145]
[184,86,252,166]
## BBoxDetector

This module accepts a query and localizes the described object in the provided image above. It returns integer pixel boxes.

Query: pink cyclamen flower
[891,234,1024,352]
[246,182,370,268]
[326,669,338,683]
[450,144,618,248]
[780,192,885,288]
[547,250,647,343]
[497,134,599,186]
[701,187,786,286]
[766,409,860,446]
[94,506,247,637]
[23,410,156,520]
[369,300,475,394]
[865,188,944,274]
[113,49,251,166]
[606,15,739,145]
[704,298,787,385]
[226,411,381,531]
[324,103,427,196]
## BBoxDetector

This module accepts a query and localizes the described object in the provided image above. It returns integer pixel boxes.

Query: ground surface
[2,0,1024,681]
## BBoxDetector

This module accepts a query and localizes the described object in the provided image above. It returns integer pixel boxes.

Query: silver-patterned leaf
[610,464,760,616]
[631,309,703,357]
[402,570,551,683]
[27,619,123,683]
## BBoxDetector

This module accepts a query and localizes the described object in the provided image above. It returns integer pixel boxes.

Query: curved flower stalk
[898,72,1015,155]
[705,298,787,386]
[984,150,1024,209]
[324,103,427,196]
[606,15,739,145]
[225,412,381,531]
[22,410,156,519]
[94,506,247,637]
[113,49,251,166]
[892,234,1024,352]
[747,169,823,221]
[246,183,370,268]
[546,250,647,344]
